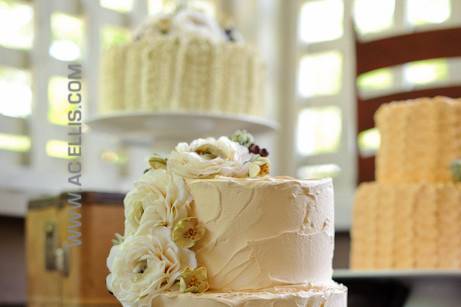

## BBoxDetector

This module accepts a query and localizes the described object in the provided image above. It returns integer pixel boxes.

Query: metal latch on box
[44,222,70,276]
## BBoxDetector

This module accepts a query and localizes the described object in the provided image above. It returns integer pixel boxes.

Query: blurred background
[0,0,460,305]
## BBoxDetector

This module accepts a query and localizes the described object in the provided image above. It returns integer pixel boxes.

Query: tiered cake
[351,97,461,269]
[106,132,347,306]
[99,10,264,116]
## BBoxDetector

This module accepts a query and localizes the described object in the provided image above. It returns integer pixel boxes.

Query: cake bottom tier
[151,284,347,307]
[351,182,461,269]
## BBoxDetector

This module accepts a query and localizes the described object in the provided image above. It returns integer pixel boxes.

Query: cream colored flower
[148,154,168,170]
[167,136,251,178]
[172,10,225,43]
[124,169,191,236]
[107,227,197,307]
[172,217,206,248]
[134,10,225,43]
[179,267,209,293]
[248,156,271,178]
[134,13,174,40]
[112,233,124,246]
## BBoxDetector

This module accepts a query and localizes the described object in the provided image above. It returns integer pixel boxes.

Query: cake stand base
[86,111,278,146]
[404,280,461,307]
[334,270,461,307]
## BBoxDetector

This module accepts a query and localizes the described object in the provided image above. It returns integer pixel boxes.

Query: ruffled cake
[99,10,265,117]
[351,97,461,270]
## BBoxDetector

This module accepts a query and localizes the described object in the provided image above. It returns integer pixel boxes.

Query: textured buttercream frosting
[151,283,347,307]
[188,177,335,290]
[99,10,265,117]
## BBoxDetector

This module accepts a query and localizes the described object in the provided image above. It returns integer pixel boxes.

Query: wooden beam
[356,27,461,74]
[357,85,461,132]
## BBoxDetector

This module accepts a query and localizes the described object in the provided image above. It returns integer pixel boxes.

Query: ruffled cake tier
[351,182,461,270]
[99,37,264,117]
[151,283,347,307]
[375,96,461,183]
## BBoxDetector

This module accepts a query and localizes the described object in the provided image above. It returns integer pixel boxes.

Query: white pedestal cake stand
[86,111,278,148]
[334,270,461,307]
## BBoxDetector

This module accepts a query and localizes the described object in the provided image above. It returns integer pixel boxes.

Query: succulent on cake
[106,228,197,306]
[179,267,209,294]
[230,129,254,147]
[172,217,206,248]
[451,159,461,182]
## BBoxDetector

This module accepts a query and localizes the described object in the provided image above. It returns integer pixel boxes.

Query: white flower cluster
[107,135,270,306]
[107,169,195,306]
[134,10,227,43]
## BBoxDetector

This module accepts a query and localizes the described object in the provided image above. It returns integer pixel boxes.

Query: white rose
[172,10,225,43]
[134,10,225,43]
[107,227,197,307]
[167,136,252,179]
[124,169,191,236]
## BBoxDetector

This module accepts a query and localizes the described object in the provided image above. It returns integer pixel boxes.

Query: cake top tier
[375,96,461,183]
[134,9,242,43]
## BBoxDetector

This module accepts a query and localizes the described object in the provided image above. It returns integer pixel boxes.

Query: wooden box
[26,192,124,307]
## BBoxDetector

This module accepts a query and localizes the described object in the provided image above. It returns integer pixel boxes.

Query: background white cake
[99,10,265,117]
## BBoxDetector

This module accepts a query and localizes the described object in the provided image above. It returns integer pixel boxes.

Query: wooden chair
[355,27,461,183]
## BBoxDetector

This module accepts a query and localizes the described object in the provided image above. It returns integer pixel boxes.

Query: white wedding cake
[106,131,347,307]
[99,9,265,116]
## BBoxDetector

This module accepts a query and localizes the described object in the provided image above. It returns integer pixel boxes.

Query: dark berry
[260,148,269,157]
[224,28,236,42]
[249,144,260,154]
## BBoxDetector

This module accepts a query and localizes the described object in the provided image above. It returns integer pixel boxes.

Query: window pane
[100,0,134,12]
[357,68,393,92]
[358,128,380,156]
[46,140,69,159]
[299,0,343,43]
[407,0,450,25]
[0,67,31,118]
[298,164,341,179]
[0,133,30,152]
[148,0,175,15]
[101,26,131,50]
[403,59,448,85]
[298,51,342,98]
[48,76,78,126]
[297,106,342,155]
[50,13,84,61]
[0,0,33,49]
[353,0,395,34]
